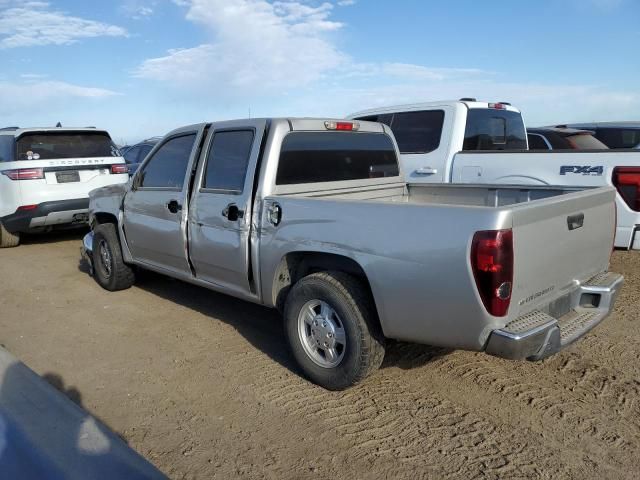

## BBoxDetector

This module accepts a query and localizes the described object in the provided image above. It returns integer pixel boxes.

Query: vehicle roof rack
[0,126,20,131]
[459,97,477,102]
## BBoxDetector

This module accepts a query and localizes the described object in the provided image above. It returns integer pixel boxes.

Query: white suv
[0,127,129,247]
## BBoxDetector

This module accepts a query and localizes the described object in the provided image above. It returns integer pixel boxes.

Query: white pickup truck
[350,100,640,249]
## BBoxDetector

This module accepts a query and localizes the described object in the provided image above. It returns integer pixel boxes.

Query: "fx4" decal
[559,165,604,176]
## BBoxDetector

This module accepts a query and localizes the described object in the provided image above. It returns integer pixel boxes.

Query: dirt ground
[1,230,639,479]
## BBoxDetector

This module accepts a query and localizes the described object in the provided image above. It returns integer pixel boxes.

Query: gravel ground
[1,229,639,479]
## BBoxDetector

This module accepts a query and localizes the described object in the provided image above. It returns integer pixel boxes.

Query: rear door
[188,119,267,297]
[354,107,452,183]
[123,128,204,274]
[508,187,616,318]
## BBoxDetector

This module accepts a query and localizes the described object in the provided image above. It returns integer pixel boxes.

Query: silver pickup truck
[82,118,623,390]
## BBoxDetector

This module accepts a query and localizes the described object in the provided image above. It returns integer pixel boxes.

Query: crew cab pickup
[0,127,129,247]
[82,118,622,390]
[349,100,640,250]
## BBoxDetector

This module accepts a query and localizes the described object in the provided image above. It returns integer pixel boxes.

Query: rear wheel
[284,271,385,390]
[0,222,20,248]
[92,223,135,291]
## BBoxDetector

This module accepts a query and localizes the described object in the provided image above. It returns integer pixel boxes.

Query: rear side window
[356,110,444,154]
[203,130,255,192]
[463,109,527,150]
[15,132,119,160]
[595,128,640,149]
[123,146,140,164]
[527,134,550,150]
[276,132,399,185]
[0,136,13,162]
[139,134,196,189]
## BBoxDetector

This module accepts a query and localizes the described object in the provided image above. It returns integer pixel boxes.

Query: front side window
[463,109,527,151]
[276,132,399,185]
[16,132,119,160]
[203,130,255,193]
[139,134,196,189]
[356,110,444,154]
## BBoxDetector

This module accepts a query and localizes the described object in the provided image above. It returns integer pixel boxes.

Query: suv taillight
[111,164,129,174]
[471,229,514,317]
[612,167,640,211]
[1,168,44,180]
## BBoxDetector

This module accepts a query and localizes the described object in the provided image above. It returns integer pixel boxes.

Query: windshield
[463,109,527,150]
[276,132,400,185]
[16,132,120,161]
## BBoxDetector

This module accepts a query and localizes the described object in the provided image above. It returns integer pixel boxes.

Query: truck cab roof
[163,118,388,138]
[349,99,521,118]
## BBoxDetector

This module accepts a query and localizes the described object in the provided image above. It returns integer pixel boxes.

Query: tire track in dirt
[212,335,589,479]
[431,349,640,472]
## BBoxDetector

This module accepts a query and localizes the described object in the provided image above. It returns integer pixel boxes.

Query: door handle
[415,166,438,175]
[166,200,182,214]
[222,203,244,221]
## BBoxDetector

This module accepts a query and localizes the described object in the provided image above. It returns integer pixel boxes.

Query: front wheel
[284,271,385,390]
[92,223,135,291]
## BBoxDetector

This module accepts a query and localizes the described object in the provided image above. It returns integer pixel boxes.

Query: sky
[0,0,638,144]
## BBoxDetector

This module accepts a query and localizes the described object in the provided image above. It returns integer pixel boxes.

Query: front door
[188,120,267,297]
[123,128,203,274]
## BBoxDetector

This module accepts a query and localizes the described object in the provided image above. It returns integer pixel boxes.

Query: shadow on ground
[77,257,452,380]
[21,227,88,246]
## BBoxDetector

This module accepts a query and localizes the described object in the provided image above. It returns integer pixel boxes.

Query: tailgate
[509,186,616,318]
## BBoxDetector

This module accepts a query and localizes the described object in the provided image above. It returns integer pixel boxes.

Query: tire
[284,271,385,390]
[92,223,135,291]
[0,222,20,248]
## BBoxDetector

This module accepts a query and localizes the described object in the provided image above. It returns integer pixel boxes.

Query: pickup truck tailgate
[509,186,616,318]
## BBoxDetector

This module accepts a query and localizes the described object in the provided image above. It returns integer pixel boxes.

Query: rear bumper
[0,199,89,233]
[485,272,623,361]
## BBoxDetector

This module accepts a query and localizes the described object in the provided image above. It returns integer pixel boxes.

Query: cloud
[133,0,638,128]
[0,1,127,48]
[135,0,346,90]
[337,0,356,5]
[0,80,119,114]
[120,1,156,19]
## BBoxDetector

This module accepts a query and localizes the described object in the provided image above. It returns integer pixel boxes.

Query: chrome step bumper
[485,272,623,361]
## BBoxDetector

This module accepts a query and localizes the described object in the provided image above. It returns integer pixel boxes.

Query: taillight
[110,164,129,175]
[17,205,38,212]
[471,229,514,317]
[325,121,360,131]
[612,167,640,211]
[1,168,44,180]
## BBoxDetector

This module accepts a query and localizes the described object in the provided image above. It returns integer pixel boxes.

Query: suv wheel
[0,222,20,248]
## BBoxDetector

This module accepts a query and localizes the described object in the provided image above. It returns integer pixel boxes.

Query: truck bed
[262,183,617,350]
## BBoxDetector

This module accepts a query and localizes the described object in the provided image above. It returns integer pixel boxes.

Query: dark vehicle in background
[121,137,161,175]
[560,122,640,149]
[527,127,609,150]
